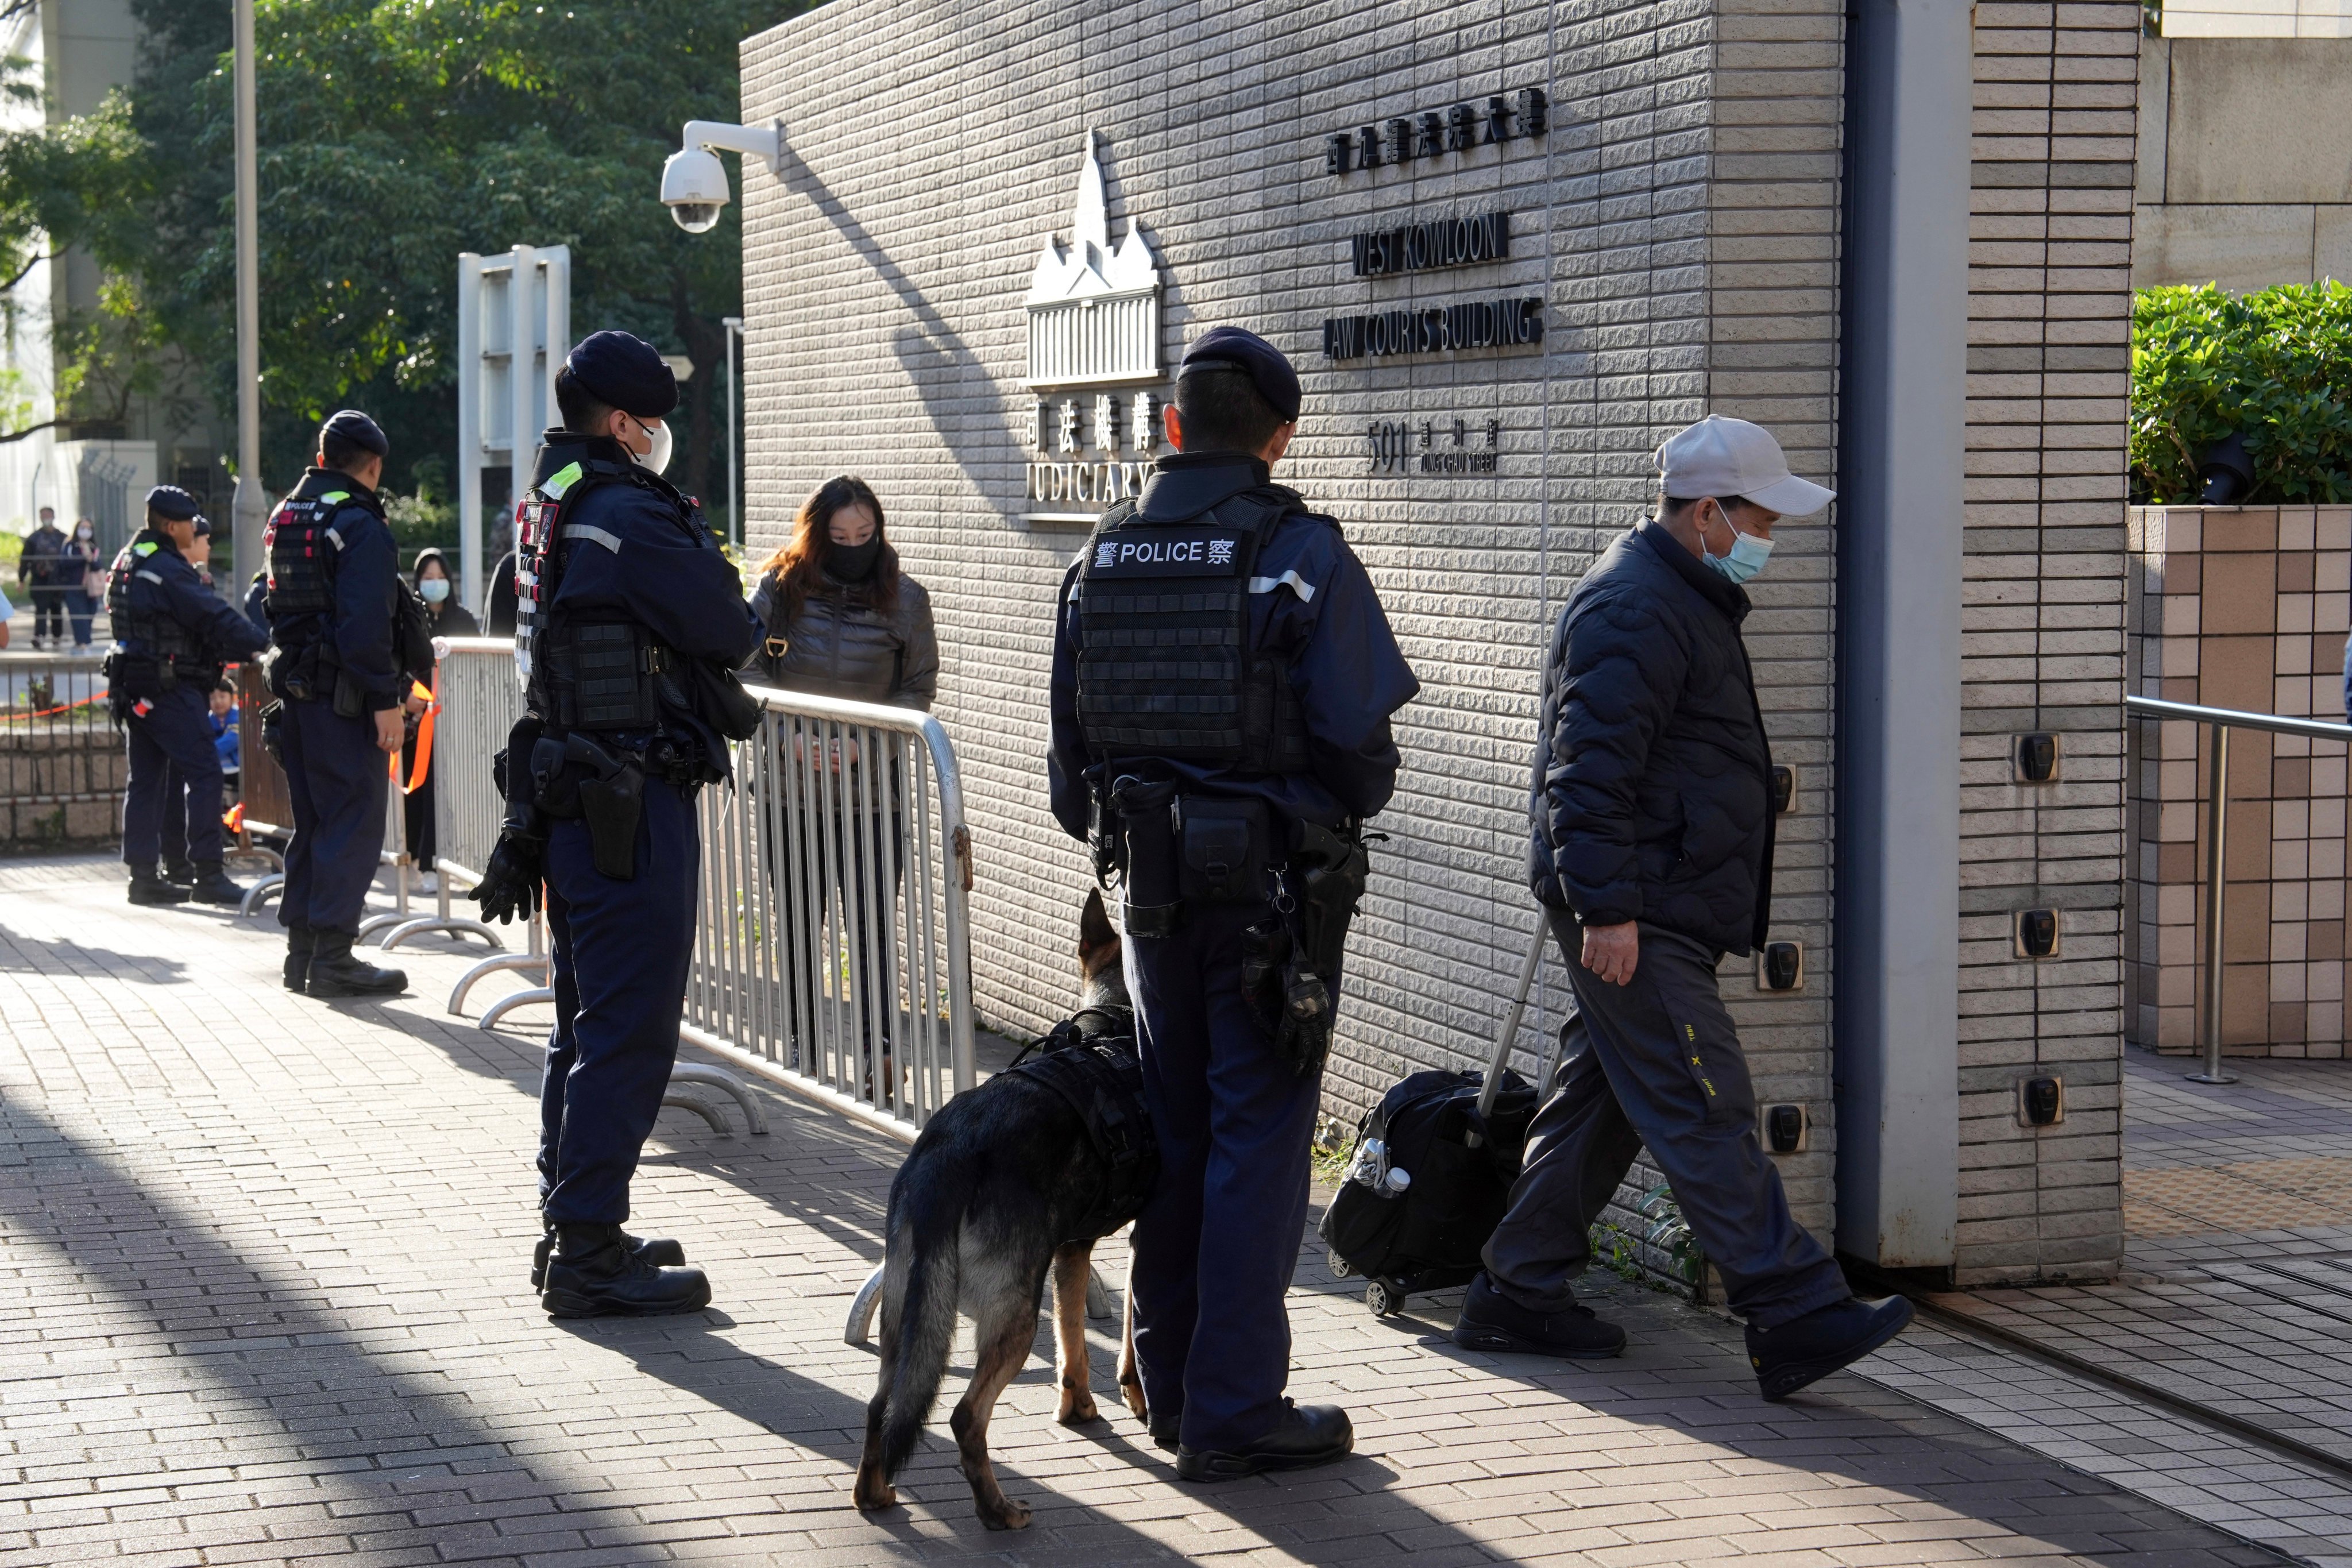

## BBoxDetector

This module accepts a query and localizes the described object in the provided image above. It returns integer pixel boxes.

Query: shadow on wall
[775,129,1015,511]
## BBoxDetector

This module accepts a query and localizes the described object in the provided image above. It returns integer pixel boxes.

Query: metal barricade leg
[846,1263,887,1346]
[238,874,284,916]
[667,1062,770,1136]
[2190,720,2239,1085]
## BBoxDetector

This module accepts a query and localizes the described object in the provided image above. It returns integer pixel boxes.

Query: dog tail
[876,1158,965,1478]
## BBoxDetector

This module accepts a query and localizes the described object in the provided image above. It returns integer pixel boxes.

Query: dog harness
[1003,1005,1159,1243]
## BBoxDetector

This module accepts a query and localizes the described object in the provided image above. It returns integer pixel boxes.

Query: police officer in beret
[264,410,420,998]
[471,330,762,1318]
[1049,326,1420,1479]
[109,485,268,906]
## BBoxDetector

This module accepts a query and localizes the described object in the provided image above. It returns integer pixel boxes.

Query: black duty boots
[283,924,315,993]
[162,859,196,887]
[127,865,191,906]
[1745,1294,1914,1402]
[1175,1401,1352,1482]
[530,1225,687,1290]
[304,928,408,998]
[1450,1272,1628,1360]
[539,1223,712,1318]
[187,862,246,906]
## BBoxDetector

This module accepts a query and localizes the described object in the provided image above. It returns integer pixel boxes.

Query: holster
[1268,821,1373,1076]
[259,701,287,766]
[566,733,644,880]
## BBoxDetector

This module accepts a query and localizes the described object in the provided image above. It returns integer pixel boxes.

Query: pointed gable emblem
[1025,131,1162,388]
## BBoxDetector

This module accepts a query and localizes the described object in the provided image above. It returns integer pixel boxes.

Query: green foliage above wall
[2132,281,2352,505]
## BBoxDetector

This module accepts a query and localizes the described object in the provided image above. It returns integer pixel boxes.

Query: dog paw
[1057,1392,1101,1426]
[980,1499,1033,1531]
[1119,1381,1148,1422]
[851,1469,898,1513]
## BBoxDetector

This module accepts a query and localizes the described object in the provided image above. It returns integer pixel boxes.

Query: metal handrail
[2123,693,2352,1084]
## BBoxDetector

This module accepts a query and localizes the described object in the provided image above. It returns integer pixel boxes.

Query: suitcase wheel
[1327,1247,1354,1280]
[1365,1279,1403,1318]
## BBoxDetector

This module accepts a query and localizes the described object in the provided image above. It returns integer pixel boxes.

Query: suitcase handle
[1471,920,1553,1136]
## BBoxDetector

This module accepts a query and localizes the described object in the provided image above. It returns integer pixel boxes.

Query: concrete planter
[2126,504,2352,1057]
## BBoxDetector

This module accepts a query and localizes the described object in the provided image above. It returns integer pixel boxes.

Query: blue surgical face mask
[419,577,450,604]
[1701,509,1774,585]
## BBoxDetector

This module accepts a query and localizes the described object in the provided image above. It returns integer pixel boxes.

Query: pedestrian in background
[263,410,419,999]
[745,476,937,1073]
[1453,413,1913,1401]
[18,506,65,650]
[403,547,478,891]
[63,519,104,653]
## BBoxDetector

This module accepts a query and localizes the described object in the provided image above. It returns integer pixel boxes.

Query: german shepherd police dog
[853,890,1153,1530]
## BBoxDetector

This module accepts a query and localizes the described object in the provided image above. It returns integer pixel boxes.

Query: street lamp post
[723,315,743,550]
[230,0,264,588]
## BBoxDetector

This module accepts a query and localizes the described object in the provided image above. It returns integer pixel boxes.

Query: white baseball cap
[1654,414,1835,516]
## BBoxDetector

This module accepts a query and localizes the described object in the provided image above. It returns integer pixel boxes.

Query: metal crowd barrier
[682,685,978,1341]
[0,654,118,847]
[2125,693,2352,1086]
[430,636,765,1137]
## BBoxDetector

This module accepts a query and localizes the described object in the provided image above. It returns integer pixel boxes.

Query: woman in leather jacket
[743,477,938,1099]
[745,476,937,707]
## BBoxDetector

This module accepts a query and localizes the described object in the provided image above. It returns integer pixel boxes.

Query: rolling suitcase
[1319,922,1561,1317]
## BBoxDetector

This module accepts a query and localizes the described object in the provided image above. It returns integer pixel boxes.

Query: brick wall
[2127,505,2352,1060]
[1953,1,2138,1285]
[736,0,2134,1281]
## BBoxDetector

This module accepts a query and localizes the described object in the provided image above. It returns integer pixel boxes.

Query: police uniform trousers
[277,698,388,935]
[1480,912,1849,1330]
[1126,900,1327,1454]
[539,774,700,1225]
[121,686,224,867]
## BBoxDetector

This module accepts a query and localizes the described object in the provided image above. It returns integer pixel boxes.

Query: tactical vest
[263,482,360,623]
[105,539,197,664]
[1074,487,1312,774]
[516,440,681,735]
[1003,1006,1158,1242]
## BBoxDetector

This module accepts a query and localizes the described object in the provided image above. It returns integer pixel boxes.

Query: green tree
[106,0,806,501]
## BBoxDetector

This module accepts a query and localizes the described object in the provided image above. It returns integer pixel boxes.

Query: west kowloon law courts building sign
[736,0,2144,1289]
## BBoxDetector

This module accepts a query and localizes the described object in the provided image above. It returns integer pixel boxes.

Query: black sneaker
[1450,1271,1626,1359]
[1176,1401,1350,1482]
[540,1223,711,1318]
[1746,1295,1914,1402]
[530,1227,687,1290]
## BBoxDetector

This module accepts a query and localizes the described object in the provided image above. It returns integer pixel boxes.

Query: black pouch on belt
[258,700,287,765]
[1175,795,1273,904]
[1108,776,1181,936]
[566,732,644,880]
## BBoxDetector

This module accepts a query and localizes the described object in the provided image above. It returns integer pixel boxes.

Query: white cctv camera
[661,121,782,235]
[662,146,731,234]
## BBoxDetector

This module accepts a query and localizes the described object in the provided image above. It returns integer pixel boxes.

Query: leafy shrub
[2131,281,2352,505]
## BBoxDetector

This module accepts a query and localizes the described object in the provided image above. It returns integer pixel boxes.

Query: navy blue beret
[565,330,677,420]
[320,408,389,457]
[1179,326,1301,423]
[145,484,202,522]
[191,514,213,538]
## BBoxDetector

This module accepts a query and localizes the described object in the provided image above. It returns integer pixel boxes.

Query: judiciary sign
[1021,133,1164,526]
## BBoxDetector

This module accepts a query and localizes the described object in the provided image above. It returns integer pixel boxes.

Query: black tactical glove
[472,807,546,925]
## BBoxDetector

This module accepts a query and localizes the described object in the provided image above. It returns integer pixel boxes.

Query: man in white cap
[1453,414,1913,1400]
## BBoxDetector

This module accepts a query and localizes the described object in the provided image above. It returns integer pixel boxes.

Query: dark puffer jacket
[745,568,939,710]
[1527,520,1775,954]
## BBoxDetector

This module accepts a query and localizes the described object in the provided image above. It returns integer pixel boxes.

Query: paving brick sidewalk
[0,855,2292,1565]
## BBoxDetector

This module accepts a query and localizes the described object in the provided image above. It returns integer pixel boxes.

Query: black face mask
[825,534,883,583]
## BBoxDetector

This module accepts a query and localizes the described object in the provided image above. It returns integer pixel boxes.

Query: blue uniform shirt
[1049,453,1419,839]
[117,531,268,665]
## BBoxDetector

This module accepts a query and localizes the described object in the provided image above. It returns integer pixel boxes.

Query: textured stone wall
[2127,505,2352,1061]
[736,0,2132,1280]
[1954,0,2138,1285]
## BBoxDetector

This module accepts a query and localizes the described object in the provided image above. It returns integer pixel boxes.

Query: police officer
[470,330,762,1318]
[1049,327,1419,1480]
[264,410,418,998]
[110,486,268,906]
